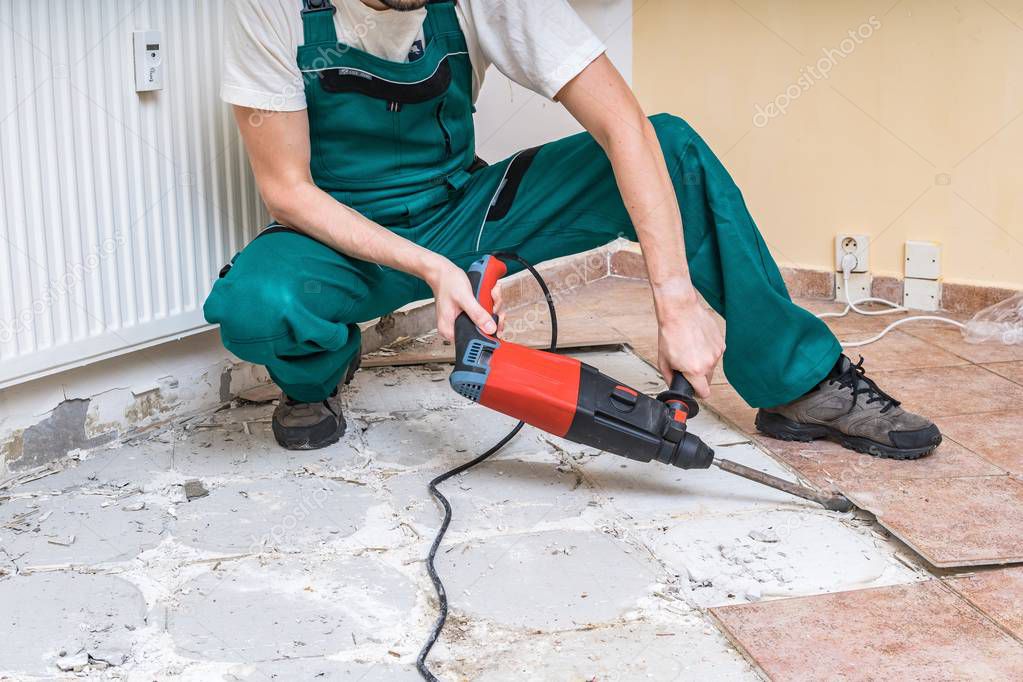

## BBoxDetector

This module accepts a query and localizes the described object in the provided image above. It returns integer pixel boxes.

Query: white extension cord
[816,254,966,348]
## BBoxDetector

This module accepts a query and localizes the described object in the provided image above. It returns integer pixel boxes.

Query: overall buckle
[302,0,336,15]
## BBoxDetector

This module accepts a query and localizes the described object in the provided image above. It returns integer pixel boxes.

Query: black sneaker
[271,355,360,450]
[755,355,942,460]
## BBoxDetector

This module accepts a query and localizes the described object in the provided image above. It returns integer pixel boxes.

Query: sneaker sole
[755,410,939,460]
[273,415,347,451]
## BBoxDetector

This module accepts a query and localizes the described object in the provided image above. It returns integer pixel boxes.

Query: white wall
[475,0,634,161]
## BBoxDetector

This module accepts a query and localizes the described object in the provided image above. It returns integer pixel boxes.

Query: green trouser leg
[204,113,840,407]
[204,233,423,403]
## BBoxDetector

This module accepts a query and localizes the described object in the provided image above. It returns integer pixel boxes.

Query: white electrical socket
[835,234,870,273]
[836,272,871,302]
[905,240,941,280]
[904,278,941,311]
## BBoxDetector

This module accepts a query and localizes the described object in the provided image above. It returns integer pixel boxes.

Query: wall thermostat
[133,30,163,92]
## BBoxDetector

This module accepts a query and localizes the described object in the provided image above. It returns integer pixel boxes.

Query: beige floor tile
[932,409,1023,476]
[984,361,1023,386]
[843,475,1023,567]
[767,437,1004,492]
[946,567,1023,640]
[905,326,1023,364]
[870,365,1023,417]
[712,581,1023,681]
[837,330,969,371]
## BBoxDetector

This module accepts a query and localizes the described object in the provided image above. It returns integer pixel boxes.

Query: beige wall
[634,0,1023,289]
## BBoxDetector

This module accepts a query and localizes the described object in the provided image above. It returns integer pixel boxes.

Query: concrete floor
[0,350,924,680]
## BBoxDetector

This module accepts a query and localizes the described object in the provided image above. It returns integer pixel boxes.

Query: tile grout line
[936,577,1023,649]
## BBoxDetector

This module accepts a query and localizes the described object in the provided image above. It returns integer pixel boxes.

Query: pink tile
[766,437,1003,492]
[704,383,757,436]
[905,326,1023,364]
[712,581,1023,681]
[932,410,1023,476]
[946,567,1023,640]
[843,475,1023,567]
[837,330,968,372]
[984,361,1023,386]
[870,365,1023,417]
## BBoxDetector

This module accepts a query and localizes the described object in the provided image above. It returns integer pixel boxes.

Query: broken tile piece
[946,567,1023,640]
[183,479,208,501]
[236,382,281,403]
[712,581,1023,680]
[843,476,1023,567]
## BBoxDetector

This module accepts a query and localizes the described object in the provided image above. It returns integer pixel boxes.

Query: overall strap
[301,0,339,45]
[424,0,463,42]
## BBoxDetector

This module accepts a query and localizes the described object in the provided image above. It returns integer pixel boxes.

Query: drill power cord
[416,253,557,682]
[818,260,965,347]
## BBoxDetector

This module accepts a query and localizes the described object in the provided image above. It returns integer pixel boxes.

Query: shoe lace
[833,356,900,414]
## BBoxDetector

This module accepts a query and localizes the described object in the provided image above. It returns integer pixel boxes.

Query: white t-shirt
[222,0,606,111]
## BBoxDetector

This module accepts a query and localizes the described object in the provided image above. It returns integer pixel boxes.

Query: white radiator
[0,0,267,388]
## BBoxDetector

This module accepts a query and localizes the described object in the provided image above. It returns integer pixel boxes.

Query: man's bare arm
[233,106,496,339]
[556,55,725,397]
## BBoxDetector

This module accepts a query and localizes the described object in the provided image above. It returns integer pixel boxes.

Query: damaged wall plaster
[0,331,268,478]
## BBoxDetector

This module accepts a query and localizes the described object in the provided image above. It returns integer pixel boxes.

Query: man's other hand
[656,294,725,399]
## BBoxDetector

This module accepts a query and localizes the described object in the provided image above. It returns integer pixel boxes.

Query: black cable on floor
[416,253,558,682]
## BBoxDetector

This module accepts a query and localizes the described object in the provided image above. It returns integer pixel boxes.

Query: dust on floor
[0,350,926,680]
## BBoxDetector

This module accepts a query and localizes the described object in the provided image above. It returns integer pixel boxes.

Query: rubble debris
[236,383,280,404]
[46,535,76,547]
[0,462,64,492]
[748,529,780,543]
[183,479,209,501]
[55,651,89,672]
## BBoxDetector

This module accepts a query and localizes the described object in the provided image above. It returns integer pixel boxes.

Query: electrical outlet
[835,272,871,302]
[835,234,870,273]
[905,241,941,280]
[904,278,940,311]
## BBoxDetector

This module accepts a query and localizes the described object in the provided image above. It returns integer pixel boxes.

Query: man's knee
[204,274,296,345]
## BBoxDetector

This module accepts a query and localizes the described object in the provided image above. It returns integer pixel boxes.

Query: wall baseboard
[597,248,1018,316]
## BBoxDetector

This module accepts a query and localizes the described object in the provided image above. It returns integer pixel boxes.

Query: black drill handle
[661,371,700,419]
[670,372,697,401]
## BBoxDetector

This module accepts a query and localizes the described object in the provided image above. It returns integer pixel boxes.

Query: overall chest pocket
[313,58,459,181]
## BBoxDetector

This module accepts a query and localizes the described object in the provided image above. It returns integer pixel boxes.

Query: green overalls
[203,0,842,407]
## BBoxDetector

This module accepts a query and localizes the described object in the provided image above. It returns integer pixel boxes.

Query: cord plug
[840,252,858,277]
